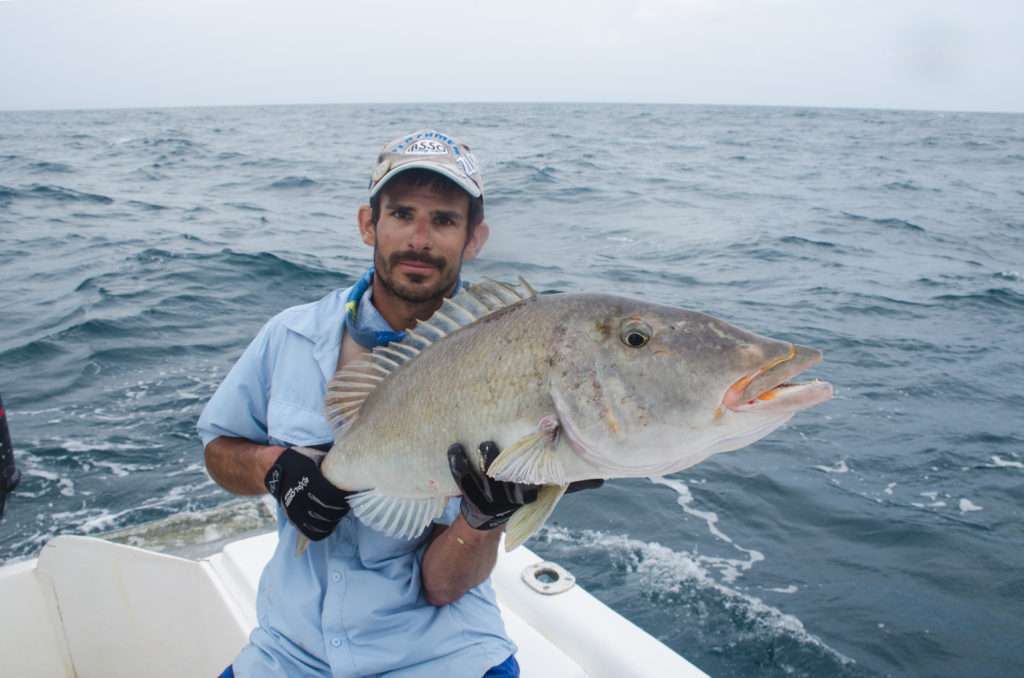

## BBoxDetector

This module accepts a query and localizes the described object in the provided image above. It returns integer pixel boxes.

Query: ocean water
[1,103,1022,677]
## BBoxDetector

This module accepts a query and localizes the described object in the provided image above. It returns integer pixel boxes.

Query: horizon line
[1,99,1021,117]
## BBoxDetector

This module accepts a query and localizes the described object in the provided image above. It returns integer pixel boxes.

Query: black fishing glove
[448,441,538,530]
[447,441,605,530]
[264,443,352,541]
[565,478,605,494]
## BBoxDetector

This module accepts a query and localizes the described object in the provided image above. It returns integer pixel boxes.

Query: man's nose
[408,216,432,250]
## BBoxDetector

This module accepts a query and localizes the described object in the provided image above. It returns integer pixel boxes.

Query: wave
[1,247,347,369]
[215,151,247,161]
[840,211,927,233]
[142,136,198,149]
[720,240,828,265]
[596,266,700,287]
[124,168,165,182]
[108,246,340,284]
[0,337,66,366]
[779,235,838,249]
[2,245,346,360]
[27,161,73,174]
[932,287,1024,310]
[529,167,559,183]
[12,183,113,204]
[125,199,169,211]
[268,175,318,189]
[884,180,938,193]
[223,201,267,212]
[833,302,930,319]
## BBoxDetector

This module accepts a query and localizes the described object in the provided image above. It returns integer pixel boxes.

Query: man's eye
[435,217,455,226]
[391,210,411,220]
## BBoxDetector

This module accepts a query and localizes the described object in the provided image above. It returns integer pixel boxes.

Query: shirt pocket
[266,396,334,447]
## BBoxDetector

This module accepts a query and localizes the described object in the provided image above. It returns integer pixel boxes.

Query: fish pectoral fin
[505,484,567,551]
[487,427,567,485]
[347,490,448,540]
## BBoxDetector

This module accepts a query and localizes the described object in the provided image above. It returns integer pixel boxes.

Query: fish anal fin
[505,484,567,551]
[347,490,448,540]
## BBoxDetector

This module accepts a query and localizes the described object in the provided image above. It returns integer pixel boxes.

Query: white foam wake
[538,525,855,666]
[991,455,1023,469]
[648,475,764,583]
[813,458,850,474]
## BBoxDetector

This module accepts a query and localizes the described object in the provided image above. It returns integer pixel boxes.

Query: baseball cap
[369,130,483,199]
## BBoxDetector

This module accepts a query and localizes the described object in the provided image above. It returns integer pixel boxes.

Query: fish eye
[620,321,652,348]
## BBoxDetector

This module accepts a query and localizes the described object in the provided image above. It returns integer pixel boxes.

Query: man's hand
[265,446,352,541]
[448,442,538,530]
[447,441,606,530]
[426,440,606,606]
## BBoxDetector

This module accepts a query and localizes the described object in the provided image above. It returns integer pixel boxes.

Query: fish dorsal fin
[325,359,386,434]
[325,278,537,435]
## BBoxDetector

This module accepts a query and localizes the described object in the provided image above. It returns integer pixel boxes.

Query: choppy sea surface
[1,103,1022,677]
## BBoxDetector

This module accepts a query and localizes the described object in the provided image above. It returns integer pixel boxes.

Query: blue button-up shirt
[198,285,516,678]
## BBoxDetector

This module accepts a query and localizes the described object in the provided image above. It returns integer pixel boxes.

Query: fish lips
[722,344,833,414]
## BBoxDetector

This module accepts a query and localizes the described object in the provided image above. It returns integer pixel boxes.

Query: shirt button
[331,638,342,648]
[331,571,342,583]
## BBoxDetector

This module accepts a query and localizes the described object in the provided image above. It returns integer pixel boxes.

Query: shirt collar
[345,267,407,349]
[344,266,463,350]
[281,266,463,381]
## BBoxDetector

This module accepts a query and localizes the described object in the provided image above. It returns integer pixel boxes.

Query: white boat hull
[1,532,707,677]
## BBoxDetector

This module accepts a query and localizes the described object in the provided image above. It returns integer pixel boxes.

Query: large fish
[319,280,832,550]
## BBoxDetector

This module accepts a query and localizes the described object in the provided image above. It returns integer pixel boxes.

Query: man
[199,130,585,678]
[0,393,21,521]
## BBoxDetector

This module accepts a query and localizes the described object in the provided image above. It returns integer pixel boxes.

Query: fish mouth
[721,344,833,414]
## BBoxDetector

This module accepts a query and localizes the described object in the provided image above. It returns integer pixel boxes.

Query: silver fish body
[319,281,832,549]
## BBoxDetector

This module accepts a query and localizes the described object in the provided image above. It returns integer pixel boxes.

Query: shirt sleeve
[197,320,276,448]
[433,497,462,526]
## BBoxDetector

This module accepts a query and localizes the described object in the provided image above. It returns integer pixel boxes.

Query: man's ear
[357,205,375,246]
[463,221,490,261]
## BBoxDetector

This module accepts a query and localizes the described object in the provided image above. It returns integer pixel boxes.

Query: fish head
[550,296,833,478]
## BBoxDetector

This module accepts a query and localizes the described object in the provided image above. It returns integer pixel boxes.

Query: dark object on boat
[0,394,20,520]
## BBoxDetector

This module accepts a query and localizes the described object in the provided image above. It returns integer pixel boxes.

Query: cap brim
[369,161,482,199]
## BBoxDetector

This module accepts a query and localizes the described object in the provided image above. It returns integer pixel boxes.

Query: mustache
[389,251,447,270]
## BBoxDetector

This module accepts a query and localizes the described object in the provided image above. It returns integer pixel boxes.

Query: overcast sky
[1,0,1022,113]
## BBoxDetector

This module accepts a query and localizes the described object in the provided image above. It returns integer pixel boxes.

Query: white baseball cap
[369,129,483,199]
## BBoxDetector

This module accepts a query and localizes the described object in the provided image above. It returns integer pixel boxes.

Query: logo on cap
[455,153,479,178]
[404,139,451,155]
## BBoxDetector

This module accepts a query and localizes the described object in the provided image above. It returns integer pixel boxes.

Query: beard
[374,247,460,304]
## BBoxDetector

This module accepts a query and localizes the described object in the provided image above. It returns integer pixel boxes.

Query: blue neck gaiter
[344,267,462,349]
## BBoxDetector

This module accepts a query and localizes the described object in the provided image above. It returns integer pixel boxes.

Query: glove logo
[266,468,280,496]
[283,475,309,508]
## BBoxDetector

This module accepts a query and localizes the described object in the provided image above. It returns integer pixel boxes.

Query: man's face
[363,182,474,304]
